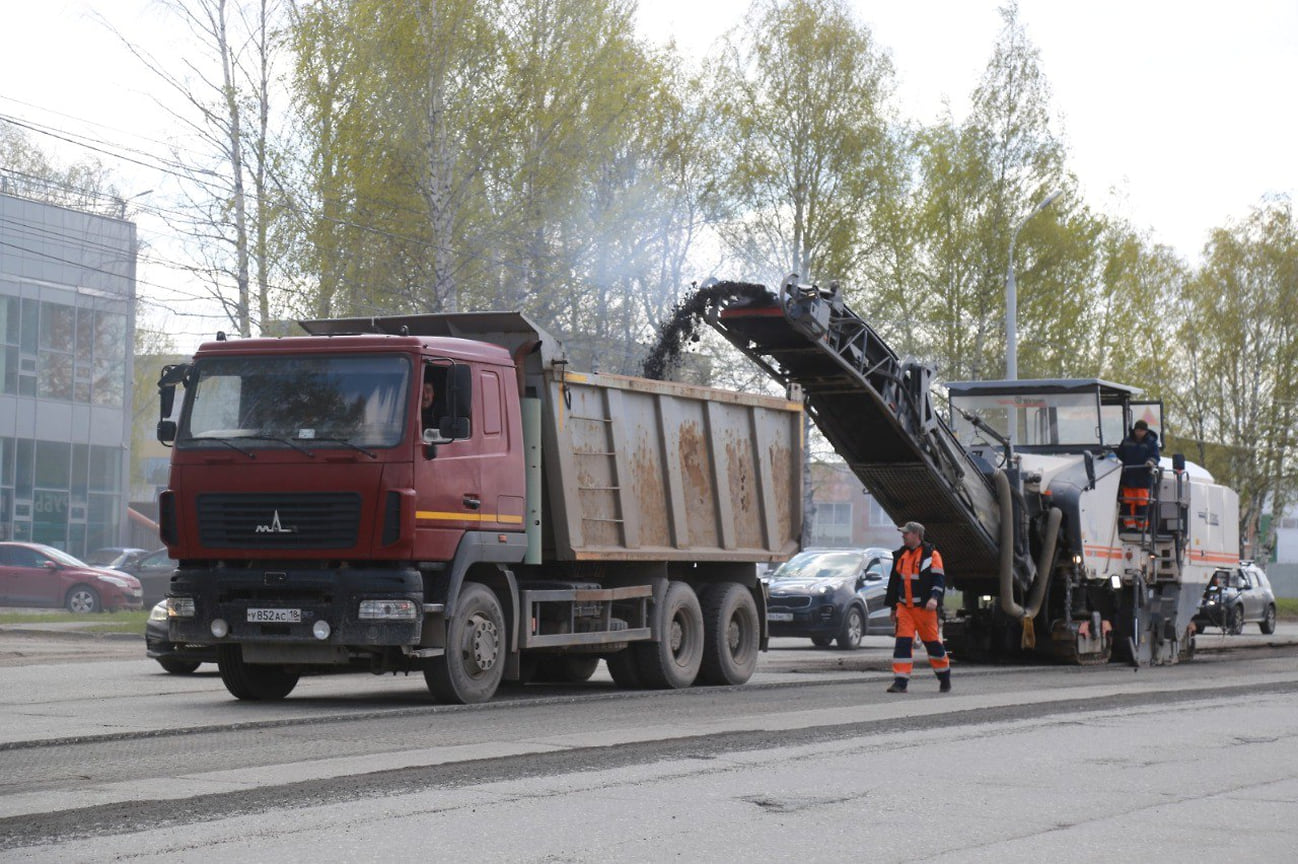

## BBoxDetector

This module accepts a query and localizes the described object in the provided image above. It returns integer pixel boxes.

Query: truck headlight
[358,599,418,620]
[168,597,196,618]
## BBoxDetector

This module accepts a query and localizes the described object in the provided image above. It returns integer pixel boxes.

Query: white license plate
[768,612,793,622]
[247,608,301,623]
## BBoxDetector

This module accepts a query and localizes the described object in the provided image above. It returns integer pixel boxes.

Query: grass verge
[0,609,149,633]
[1276,598,1298,622]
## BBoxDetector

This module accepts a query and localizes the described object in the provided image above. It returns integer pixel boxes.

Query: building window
[811,501,854,546]
[38,301,75,400]
[92,311,126,407]
[0,296,125,404]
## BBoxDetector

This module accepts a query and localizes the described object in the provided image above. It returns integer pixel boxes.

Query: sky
[2,0,1296,347]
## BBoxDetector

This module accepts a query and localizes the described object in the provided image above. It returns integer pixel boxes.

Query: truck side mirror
[157,364,190,445]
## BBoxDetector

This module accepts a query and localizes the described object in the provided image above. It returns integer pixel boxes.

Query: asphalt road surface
[2,630,1296,863]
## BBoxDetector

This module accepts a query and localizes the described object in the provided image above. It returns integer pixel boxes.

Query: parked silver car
[1195,561,1277,635]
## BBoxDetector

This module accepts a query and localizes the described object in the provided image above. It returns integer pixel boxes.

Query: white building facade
[0,191,135,557]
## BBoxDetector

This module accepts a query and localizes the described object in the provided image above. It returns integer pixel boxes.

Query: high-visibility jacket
[884,541,945,608]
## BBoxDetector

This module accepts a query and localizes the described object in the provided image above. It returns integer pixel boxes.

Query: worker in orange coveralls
[883,521,952,694]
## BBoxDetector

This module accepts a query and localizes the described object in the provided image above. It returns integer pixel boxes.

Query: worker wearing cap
[883,521,951,693]
[1116,419,1160,530]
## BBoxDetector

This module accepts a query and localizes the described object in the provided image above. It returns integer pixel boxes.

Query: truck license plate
[767,612,793,622]
[247,608,301,623]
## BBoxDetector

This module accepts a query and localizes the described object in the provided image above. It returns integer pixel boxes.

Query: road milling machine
[702,278,1239,664]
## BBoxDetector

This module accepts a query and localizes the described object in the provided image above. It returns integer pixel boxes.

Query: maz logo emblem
[255,510,296,534]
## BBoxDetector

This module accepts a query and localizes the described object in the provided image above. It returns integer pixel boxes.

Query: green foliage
[1175,200,1297,555]
[898,2,1087,382]
[704,0,899,287]
[285,0,695,371]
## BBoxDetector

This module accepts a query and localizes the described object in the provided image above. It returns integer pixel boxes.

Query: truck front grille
[197,493,362,549]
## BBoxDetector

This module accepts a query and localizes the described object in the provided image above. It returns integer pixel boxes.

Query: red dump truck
[156,312,802,703]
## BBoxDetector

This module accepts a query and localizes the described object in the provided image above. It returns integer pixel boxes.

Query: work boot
[938,673,952,693]
[886,680,908,694]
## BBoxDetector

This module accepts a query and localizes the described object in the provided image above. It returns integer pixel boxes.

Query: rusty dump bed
[299,311,804,564]
[543,367,803,562]
[703,284,1002,576]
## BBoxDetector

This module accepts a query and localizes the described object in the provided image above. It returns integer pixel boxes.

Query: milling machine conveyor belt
[704,281,1002,576]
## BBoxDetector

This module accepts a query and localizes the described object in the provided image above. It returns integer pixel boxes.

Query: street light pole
[1005,189,1063,380]
[117,189,154,218]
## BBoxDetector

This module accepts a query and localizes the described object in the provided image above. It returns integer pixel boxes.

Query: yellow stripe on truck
[416,510,524,525]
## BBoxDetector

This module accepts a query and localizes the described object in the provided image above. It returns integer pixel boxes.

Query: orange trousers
[892,605,950,679]
[1121,486,1150,529]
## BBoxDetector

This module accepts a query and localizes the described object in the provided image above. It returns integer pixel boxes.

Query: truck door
[474,366,525,532]
[413,362,483,560]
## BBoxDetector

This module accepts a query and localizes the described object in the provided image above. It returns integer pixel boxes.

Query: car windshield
[105,550,141,568]
[771,551,862,582]
[84,549,123,566]
[178,354,410,450]
[36,545,89,567]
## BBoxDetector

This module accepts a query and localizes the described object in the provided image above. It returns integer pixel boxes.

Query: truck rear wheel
[634,581,703,689]
[217,645,299,701]
[698,582,759,685]
[425,582,506,704]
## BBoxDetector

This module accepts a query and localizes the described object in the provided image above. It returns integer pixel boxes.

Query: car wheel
[217,644,299,700]
[65,585,101,614]
[837,605,864,650]
[811,635,834,647]
[1229,605,1245,636]
[1260,604,1277,635]
[158,657,201,674]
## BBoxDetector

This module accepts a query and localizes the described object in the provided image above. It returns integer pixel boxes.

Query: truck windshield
[179,354,410,450]
[949,391,1102,448]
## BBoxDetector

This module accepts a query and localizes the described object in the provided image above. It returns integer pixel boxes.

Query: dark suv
[1195,562,1277,635]
[765,547,893,649]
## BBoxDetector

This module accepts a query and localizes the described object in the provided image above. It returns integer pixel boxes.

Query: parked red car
[0,542,144,612]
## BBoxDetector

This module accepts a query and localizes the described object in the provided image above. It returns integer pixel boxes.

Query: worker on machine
[1117,419,1160,530]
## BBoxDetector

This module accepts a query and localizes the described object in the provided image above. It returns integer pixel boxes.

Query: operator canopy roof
[946,378,1142,404]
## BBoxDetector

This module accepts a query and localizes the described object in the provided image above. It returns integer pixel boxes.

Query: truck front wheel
[698,582,759,685]
[217,645,299,701]
[425,582,506,704]
[634,581,703,689]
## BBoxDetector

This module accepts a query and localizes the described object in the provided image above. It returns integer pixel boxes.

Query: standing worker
[884,521,952,694]
[1116,419,1160,529]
